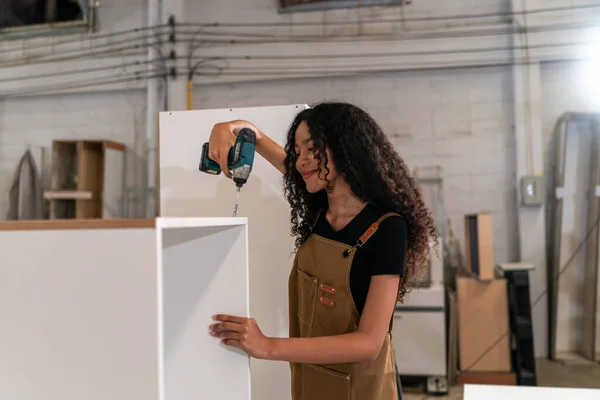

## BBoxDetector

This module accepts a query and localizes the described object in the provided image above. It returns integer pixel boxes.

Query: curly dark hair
[282,102,438,304]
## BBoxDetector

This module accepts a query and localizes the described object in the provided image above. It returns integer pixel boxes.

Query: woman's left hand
[210,314,273,360]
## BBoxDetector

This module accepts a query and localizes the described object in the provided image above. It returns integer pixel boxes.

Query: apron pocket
[302,364,351,400]
[297,269,318,326]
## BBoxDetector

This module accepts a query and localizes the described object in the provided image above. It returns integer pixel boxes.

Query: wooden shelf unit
[45,140,126,219]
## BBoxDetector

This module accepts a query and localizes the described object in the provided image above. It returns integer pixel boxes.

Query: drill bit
[233,186,241,217]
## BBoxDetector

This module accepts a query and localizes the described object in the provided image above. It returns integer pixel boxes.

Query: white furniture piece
[464,384,600,400]
[0,217,251,400]
[391,167,448,393]
[392,282,448,393]
[159,104,308,400]
[392,239,447,394]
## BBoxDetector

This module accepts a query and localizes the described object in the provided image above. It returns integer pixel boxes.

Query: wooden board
[457,371,515,386]
[464,213,495,280]
[158,104,308,400]
[456,277,511,372]
[447,289,458,385]
[0,218,155,230]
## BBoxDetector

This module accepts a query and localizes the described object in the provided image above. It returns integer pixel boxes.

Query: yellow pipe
[187,80,193,110]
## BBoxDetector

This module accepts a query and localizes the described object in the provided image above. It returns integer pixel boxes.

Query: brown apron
[288,212,401,400]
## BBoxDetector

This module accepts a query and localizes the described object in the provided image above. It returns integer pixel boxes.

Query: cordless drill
[199,127,257,216]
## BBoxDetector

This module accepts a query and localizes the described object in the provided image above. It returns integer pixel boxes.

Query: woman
[208,102,436,400]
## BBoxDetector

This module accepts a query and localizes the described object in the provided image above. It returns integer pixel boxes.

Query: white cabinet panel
[0,217,251,400]
[158,104,309,400]
[392,310,447,376]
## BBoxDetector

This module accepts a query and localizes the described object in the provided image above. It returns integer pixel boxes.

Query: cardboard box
[456,277,511,372]
[464,213,495,280]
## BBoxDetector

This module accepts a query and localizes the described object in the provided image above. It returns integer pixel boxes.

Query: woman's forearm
[255,130,287,175]
[265,332,379,364]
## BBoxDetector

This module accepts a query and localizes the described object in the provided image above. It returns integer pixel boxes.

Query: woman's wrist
[228,120,262,140]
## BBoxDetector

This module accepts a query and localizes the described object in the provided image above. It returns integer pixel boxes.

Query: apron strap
[354,212,401,248]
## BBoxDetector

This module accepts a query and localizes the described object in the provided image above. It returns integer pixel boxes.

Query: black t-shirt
[311,203,408,315]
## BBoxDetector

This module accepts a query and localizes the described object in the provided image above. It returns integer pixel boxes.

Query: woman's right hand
[208,120,260,179]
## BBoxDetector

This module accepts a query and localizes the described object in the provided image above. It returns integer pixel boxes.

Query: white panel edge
[155,217,248,229]
[158,103,309,117]
[156,226,165,400]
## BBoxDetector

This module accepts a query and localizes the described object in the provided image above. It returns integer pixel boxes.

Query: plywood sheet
[457,277,511,372]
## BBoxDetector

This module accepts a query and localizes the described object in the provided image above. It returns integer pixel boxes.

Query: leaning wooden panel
[456,277,511,372]
[0,217,251,400]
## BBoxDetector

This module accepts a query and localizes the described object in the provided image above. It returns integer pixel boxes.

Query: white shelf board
[156,216,248,229]
[464,384,600,400]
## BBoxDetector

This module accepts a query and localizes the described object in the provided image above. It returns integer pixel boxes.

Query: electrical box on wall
[520,175,545,206]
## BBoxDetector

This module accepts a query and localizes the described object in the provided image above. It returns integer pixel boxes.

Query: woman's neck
[325,180,366,218]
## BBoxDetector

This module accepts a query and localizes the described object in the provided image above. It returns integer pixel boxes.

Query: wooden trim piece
[457,371,516,386]
[104,140,126,152]
[44,190,92,200]
[0,218,156,231]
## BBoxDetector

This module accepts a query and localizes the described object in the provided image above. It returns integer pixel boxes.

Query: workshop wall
[193,66,519,265]
[0,90,147,217]
[0,0,149,217]
[540,60,600,355]
[188,0,510,29]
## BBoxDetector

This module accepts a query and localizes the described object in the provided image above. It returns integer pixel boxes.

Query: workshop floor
[403,357,600,400]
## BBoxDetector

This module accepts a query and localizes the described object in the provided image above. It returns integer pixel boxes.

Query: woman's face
[294,121,337,193]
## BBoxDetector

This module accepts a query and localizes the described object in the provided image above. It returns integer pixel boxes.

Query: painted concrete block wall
[0,0,148,94]
[0,0,149,219]
[189,0,509,28]
[193,66,519,265]
[0,91,148,218]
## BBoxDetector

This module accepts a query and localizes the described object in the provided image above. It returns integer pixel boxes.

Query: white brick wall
[541,60,600,141]
[193,66,519,264]
[0,90,147,218]
[0,0,595,265]
[0,0,149,218]
[188,0,509,29]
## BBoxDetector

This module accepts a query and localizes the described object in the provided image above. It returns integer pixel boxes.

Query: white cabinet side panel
[464,384,600,400]
[103,148,125,218]
[0,229,158,400]
[159,104,308,400]
[392,311,447,376]
[160,225,250,400]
